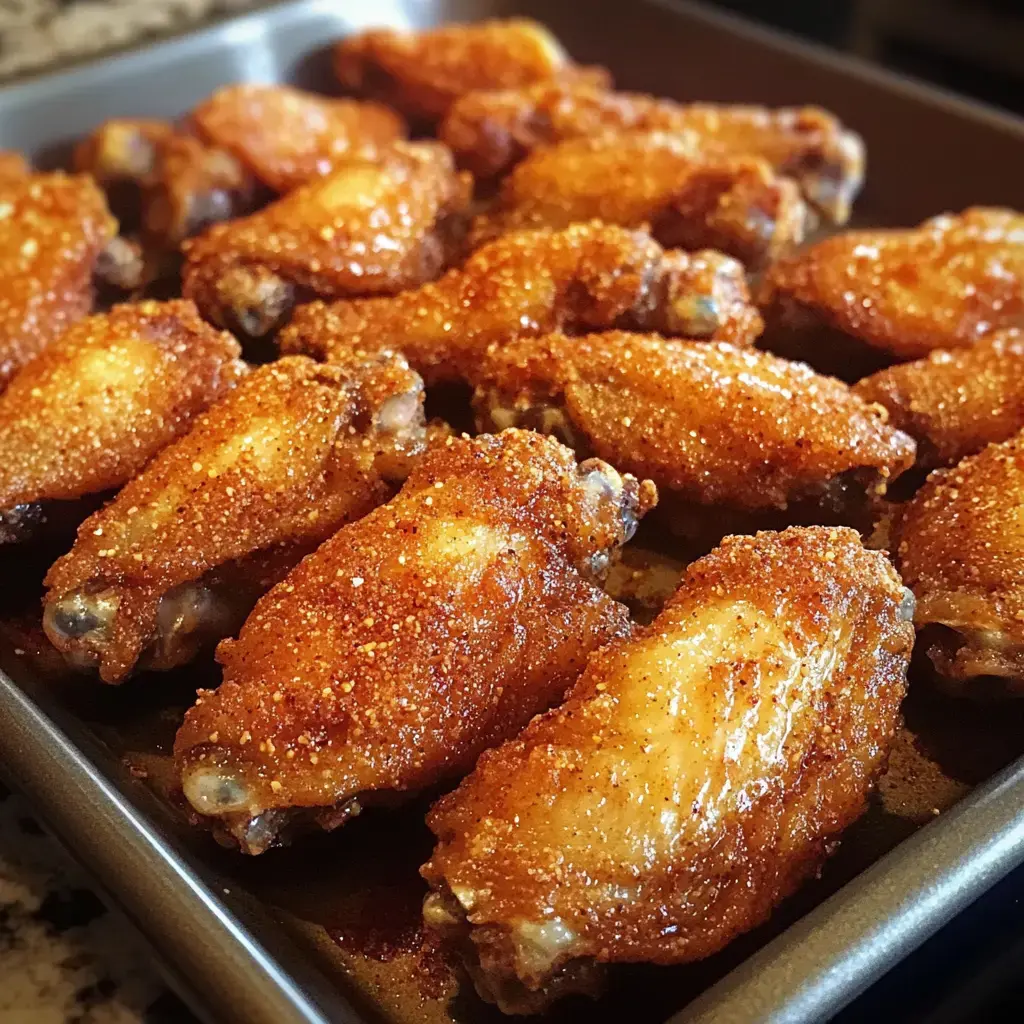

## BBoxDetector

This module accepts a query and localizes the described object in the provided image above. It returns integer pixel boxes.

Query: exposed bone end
[213,266,296,340]
[42,587,121,672]
[0,502,46,545]
[797,129,865,226]
[94,236,148,292]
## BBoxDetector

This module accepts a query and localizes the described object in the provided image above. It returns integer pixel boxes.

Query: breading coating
[0,172,117,387]
[759,208,1024,376]
[422,526,914,1013]
[191,84,407,194]
[440,83,864,221]
[174,429,657,854]
[333,18,608,123]
[0,301,244,545]
[890,432,1024,692]
[279,222,763,384]
[853,330,1024,470]
[182,141,472,342]
[43,354,426,684]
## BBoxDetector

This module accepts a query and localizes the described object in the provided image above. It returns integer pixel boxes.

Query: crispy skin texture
[474,332,915,513]
[470,134,812,268]
[423,526,913,1013]
[0,172,117,387]
[44,355,425,683]
[280,222,762,384]
[891,433,1024,691]
[440,83,864,221]
[191,84,407,193]
[853,330,1024,470]
[174,430,655,853]
[333,18,608,122]
[0,300,243,516]
[759,208,1024,374]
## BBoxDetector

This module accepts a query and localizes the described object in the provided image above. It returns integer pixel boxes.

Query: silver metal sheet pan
[2,3,1024,1023]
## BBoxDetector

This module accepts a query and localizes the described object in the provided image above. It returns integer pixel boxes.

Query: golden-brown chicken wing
[191,83,407,194]
[182,141,471,344]
[0,172,117,388]
[333,19,608,123]
[0,151,31,183]
[0,300,243,545]
[279,222,762,385]
[422,526,914,1013]
[759,208,1024,379]
[43,353,425,683]
[440,82,864,222]
[174,429,656,853]
[469,133,811,268]
[889,432,1024,692]
[853,330,1024,471]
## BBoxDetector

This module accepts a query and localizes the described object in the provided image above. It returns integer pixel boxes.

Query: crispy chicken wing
[422,526,914,1013]
[759,208,1024,379]
[182,141,471,345]
[440,82,864,222]
[890,432,1024,693]
[0,172,117,387]
[174,429,657,853]
[0,300,243,545]
[279,222,762,385]
[333,19,608,123]
[191,84,406,194]
[43,353,425,683]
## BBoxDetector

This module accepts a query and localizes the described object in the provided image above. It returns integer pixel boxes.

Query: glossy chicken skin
[440,83,864,222]
[174,430,657,854]
[44,354,426,684]
[191,84,406,194]
[182,141,471,342]
[422,526,914,1013]
[0,300,244,545]
[279,222,763,385]
[333,18,608,123]
[759,208,1024,377]
[890,432,1024,692]
[853,330,1024,470]
[470,134,811,268]
[0,172,117,387]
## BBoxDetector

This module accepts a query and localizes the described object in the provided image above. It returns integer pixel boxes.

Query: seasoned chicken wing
[422,526,914,1013]
[474,331,914,547]
[279,222,762,385]
[0,301,243,545]
[174,429,657,853]
[440,82,864,221]
[43,353,425,683]
[191,84,406,194]
[853,330,1024,471]
[469,134,811,268]
[0,172,117,387]
[333,18,608,123]
[890,432,1024,693]
[182,141,471,345]
[759,208,1024,379]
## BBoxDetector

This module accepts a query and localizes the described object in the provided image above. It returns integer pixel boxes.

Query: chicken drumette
[44,353,425,684]
[422,526,914,1014]
[174,429,656,854]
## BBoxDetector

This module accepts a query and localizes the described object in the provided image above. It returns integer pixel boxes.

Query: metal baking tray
[2,2,1024,1022]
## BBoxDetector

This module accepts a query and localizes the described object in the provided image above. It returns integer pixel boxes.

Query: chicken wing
[333,18,609,124]
[474,331,914,548]
[191,84,406,194]
[279,222,762,385]
[0,172,117,387]
[889,432,1024,693]
[0,151,31,183]
[758,208,1024,379]
[182,141,471,345]
[0,300,244,545]
[440,82,864,222]
[43,353,426,683]
[174,429,657,853]
[422,526,914,1013]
